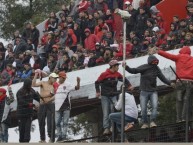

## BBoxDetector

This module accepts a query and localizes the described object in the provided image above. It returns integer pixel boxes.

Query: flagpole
[121,19,127,142]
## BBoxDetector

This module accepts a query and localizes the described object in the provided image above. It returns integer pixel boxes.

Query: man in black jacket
[95,59,133,135]
[123,55,175,129]
[16,78,40,142]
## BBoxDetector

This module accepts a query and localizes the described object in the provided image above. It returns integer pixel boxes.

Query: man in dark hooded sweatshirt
[16,78,40,142]
[123,55,175,129]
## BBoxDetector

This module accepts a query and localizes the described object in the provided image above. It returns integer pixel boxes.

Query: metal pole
[170,66,184,85]
[111,106,115,142]
[121,19,127,142]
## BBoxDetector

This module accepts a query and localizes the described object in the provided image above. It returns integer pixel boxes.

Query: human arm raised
[32,72,42,87]
[157,50,178,61]
[122,62,145,74]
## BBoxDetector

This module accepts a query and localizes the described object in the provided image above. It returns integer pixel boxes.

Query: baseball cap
[110,44,119,48]
[0,88,6,94]
[58,71,67,78]
[95,42,100,46]
[48,31,53,34]
[52,44,59,49]
[49,73,59,78]
[102,26,108,30]
[25,50,32,54]
[152,26,160,32]
[109,60,120,66]
[125,1,131,5]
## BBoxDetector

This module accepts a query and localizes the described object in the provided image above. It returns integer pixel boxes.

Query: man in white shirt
[109,92,138,133]
[54,71,80,142]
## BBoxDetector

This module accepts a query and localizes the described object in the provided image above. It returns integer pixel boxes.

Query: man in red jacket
[78,0,90,12]
[157,46,193,122]
[84,28,99,51]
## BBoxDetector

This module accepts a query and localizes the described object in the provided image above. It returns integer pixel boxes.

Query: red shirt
[158,46,193,80]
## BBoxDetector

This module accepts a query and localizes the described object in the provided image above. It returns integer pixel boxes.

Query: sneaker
[103,128,111,135]
[110,126,113,132]
[124,123,134,131]
[141,123,149,129]
[125,139,129,143]
[49,138,55,143]
[56,136,63,142]
[39,140,46,143]
[176,120,181,123]
[150,121,157,128]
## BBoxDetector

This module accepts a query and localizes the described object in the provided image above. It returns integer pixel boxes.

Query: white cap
[95,42,100,46]
[152,27,160,32]
[49,73,59,78]
[125,1,131,5]
[110,44,119,48]
[25,50,31,53]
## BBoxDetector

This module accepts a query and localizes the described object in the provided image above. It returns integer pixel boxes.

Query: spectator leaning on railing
[123,55,175,129]
[157,46,193,123]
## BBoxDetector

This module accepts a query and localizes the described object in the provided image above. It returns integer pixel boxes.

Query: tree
[157,91,176,124]
[0,0,70,39]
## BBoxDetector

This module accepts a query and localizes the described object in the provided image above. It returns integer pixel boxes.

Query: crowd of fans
[0,0,192,86]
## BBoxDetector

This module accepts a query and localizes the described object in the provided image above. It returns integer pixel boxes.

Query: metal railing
[61,120,193,143]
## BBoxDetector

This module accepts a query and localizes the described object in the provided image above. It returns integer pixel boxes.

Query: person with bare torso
[32,72,58,143]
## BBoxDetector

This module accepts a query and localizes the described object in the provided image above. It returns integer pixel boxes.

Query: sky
[0,38,8,45]
[8,119,84,143]
[8,120,44,143]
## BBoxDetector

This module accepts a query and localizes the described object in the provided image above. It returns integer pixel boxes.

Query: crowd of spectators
[0,0,192,86]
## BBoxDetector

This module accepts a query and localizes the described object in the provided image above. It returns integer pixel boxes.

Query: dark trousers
[38,103,55,142]
[18,117,32,143]
[176,81,193,122]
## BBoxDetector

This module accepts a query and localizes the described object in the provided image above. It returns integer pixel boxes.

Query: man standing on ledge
[54,71,80,142]
[157,46,193,122]
[123,55,175,129]
[32,72,58,143]
[95,59,133,135]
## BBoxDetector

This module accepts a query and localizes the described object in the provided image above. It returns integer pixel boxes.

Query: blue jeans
[101,96,117,129]
[140,91,158,123]
[109,112,137,132]
[55,110,70,139]
[0,123,8,142]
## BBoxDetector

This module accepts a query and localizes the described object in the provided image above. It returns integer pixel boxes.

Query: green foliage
[0,0,70,39]
[157,91,177,125]
[68,113,93,138]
